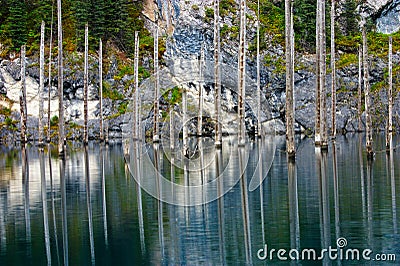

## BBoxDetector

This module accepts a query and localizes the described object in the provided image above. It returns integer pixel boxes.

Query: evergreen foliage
[0,0,150,56]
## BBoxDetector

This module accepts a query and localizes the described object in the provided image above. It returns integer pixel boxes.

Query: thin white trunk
[183,87,188,156]
[214,0,222,147]
[320,0,328,148]
[20,45,27,144]
[47,2,54,143]
[285,0,295,157]
[198,45,204,136]
[134,32,140,140]
[362,16,373,157]
[153,15,160,143]
[39,21,45,146]
[84,23,89,145]
[99,39,104,141]
[256,0,261,137]
[315,0,321,145]
[238,0,247,147]
[386,35,393,149]
[57,0,65,156]
[331,0,336,138]
[358,46,362,132]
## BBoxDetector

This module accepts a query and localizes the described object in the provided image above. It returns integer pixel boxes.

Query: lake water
[0,134,399,265]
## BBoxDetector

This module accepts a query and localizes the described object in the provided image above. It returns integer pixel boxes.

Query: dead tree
[362,16,373,158]
[238,0,247,147]
[134,32,140,140]
[83,23,89,145]
[47,1,54,143]
[285,0,295,157]
[214,0,222,148]
[319,0,328,149]
[198,45,204,137]
[153,13,160,143]
[20,45,27,144]
[99,39,104,141]
[331,0,337,138]
[256,0,262,137]
[315,0,321,146]
[358,46,362,132]
[57,0,65,156]
[386,35,393,149]
[39,21,45,147]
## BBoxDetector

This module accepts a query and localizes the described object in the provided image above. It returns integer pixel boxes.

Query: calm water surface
[0,134,399,265]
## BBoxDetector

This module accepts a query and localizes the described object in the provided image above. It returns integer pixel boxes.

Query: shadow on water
[0,134,399,265]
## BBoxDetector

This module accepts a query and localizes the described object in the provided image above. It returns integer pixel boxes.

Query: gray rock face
[376,0,400,34]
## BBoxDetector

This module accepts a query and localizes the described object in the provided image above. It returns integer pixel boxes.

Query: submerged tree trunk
[99,39,104,142]
[238,0,246,147]
[315,0,321,146]
[183,87,188,157]
[256,0,261,137]
[153,15,160,143]
[198,45,204,137]
[285,0,295,157]
[83,23,89,145]
[39,21,45,147]
[331,0,336,139]
[57,0,65,156]
[20,45,27,144]
[47,2,54,143]
[214,0,222,148]
[362,16,373,158]
[134,32,140,140]
[386,35,393,150]
[319,0,328,149]
[358,46,363,132]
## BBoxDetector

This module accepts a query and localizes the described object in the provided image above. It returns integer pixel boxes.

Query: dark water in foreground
[0,134,399,265]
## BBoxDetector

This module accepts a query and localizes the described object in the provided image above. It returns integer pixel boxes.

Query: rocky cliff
[0,0,398,143]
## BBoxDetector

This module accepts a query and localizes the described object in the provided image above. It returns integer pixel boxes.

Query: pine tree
[8,0,27,49]
[342,0,358,36]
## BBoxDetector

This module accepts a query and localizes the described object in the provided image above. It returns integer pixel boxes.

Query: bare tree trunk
[238,0,247,147]
[20,45,27,144]
[183,87,188,157]
[57,0,65,156]
[256,0,261,137]
[358,46,362,132]
[153,14,160,143]
[285,0,295,157]
[198,45,204,137]
[214,0,222,148]
[315,0,321,146]
[134,32,140,140]
[47,1,54,143]
[362,16,373,158]
[39,21,45,147]
[331,0,336,139]
[83,23,89,145]
[320,0,328,149]
[386,35,393,150]
[99,39,104,142]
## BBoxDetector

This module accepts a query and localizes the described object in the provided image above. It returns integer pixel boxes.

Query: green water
[0,134,399,265]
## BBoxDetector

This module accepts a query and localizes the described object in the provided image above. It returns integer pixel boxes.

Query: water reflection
[288,156,299,255]
[39,150,51,265]
[48,144,60,265]
[0,135,399,265]
[84,146,95,265]
[22,145,31,258]
[60,157,68,266]
[239,147,252,264]
[100,144,109,248]
[317,149,331,265]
